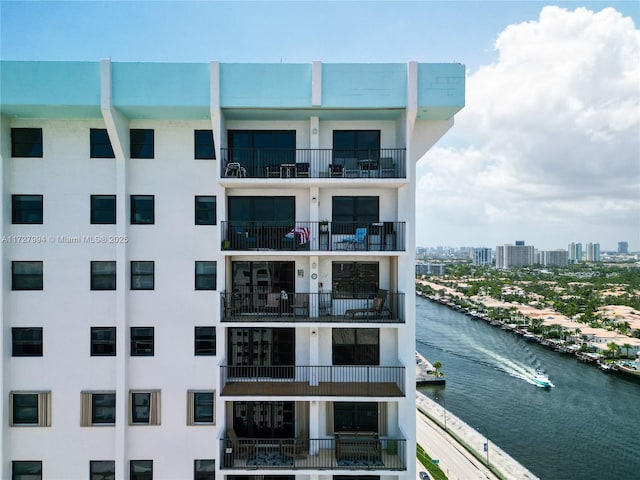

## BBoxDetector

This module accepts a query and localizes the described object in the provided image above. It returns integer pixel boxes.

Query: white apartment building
[471,247,492,266]
[495,242,535,269]
[0,60,464,480]
[541,250,568,267]
[586,242,601,262]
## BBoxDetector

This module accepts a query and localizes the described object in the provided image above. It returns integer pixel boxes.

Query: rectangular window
[11,128,43,157]
[193,459,215,480]
[12,461,42,480]
[12,261,43,291]
[12,327,43,357]
[130,129,154,159]
[90,461,115,480]
[332,328,380,365]
[91,195,116,224]
[91,327,116,356]
[228,130,296,175]
[9,391,51,426]
[333,402,378,433]
[332,196,379,234]
[195,261,216,290]
[130,460,153,480]
[333,130,380,160]
[81,391,116,426]
[187,390,215,425]
[194,326,216,356]
[129,391,160,425]
[90,129,115,158]
[195,196,216,225]
[194,130,215,159]
[91,261,116,290]
[12,195,43,224]
[130,195,154,224]
[130,327,154,356]
[332,262,379,299]
[131,261,154,290]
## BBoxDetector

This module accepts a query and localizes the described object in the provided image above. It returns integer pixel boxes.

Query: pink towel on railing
[288,227,310,244]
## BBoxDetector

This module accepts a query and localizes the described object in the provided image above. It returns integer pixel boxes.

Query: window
[232,401,294,438]
[194,130,215,159]
[130,327,154,356]
[333,402,378,433]
[90,461,115,480]
[187,390,215,425]
[129,391,160,425]
[12,195,43,224]
[195,196,216,225]
[194,326,216,356]
[91,195,116,224]
[91,327,116,356]
[12,461,42,480]
[81,391,116,426]
[228,130,296,175]
[91,261,116,290]
[194,460,215,480]
[11,128,43,157]
[195,261,216,290]
[90,129,115,158]
[333,130,380,160]
[131,261,154,290]
[130,195,154,224]
[130,460,153,480]
[130,129,154,159]
[9,391,51,426]
[12,261,43,291]
[12,327,43,357]
[332,328,380,365]
[332,196,379,234]
[332,262,378,299]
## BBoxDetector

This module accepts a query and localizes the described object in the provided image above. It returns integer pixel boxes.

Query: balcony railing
[220,365,405,397]
[220,435,407,470]
[221,291,405,324]
[221,148,406,179]
[221,221,406,252]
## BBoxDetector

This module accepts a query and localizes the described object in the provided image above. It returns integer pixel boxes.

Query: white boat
[533,369,554,388]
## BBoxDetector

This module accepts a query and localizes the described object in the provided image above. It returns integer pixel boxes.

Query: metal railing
[220,365,406,397]
[220,291,405,323]
[221,221,406,252]
[220,435,407,470]
[220,148,406,179]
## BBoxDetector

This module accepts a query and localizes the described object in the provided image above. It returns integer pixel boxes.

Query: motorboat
[533,369,554,388]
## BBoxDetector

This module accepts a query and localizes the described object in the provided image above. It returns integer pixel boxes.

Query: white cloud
[418,6,640,251]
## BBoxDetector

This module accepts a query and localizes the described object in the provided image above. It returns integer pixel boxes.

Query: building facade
[586,242,601,262]
[471,247,492,266]
[541,250,568,267]
[0,60,464,480]
[495,242,535,269]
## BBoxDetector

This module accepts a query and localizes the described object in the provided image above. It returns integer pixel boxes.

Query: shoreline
[416,391,539,480]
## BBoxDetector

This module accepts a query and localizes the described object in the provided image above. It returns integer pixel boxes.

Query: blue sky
[2,1,639,251]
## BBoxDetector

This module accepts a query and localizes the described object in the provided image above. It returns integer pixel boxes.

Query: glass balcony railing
[220,148,406,179]
[221,221,406,252]
[220,435,407,470]
[220,365,406,397]
[220,291,405,324]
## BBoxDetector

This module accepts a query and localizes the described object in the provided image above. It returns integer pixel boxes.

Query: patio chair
[380,157,395,177]
[345,289,388,318]
[343,158,360,177]
[329,163,344,177]
[225,162,247,177]
[342,227,368,250]
[266,164,280,178]
[262,293,280,313]
[295,162,310,177]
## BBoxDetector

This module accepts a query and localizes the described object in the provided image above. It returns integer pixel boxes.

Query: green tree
[432,361,443,377]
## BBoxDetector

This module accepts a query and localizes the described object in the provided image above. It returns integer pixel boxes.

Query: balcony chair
[343,158,360,177]
[225,162,247,177]
[329,163,344,177]
[380,157,395,177]
[345,288,389,318]
[295,162,310,177]
[292,293,309,317]
[341,227,368,250]
[262,293,281,313]
[231,226,257,249]
[266,164,280,178]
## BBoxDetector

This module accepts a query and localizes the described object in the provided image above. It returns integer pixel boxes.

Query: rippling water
[415,297,640,480]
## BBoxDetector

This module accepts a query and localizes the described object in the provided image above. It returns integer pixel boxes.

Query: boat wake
[475,345,555,388]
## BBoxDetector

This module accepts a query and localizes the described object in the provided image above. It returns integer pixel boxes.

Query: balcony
[221,291,405,324]
[221,221,406,252]
[220,365,405,397]
[220,148,406,179]
[220,435,407,471]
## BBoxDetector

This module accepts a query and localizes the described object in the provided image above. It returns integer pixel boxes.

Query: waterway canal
[416,297,640,480]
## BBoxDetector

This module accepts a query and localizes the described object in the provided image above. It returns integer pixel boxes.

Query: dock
[416,351,445,385]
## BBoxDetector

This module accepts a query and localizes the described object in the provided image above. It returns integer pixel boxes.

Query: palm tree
[433,361,443,377]
[622,343,633,358]
[607,342,620,359]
